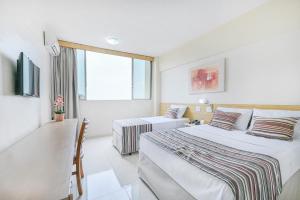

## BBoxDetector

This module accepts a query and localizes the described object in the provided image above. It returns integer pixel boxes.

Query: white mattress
[140,125,300,200]
[113,116,189,134]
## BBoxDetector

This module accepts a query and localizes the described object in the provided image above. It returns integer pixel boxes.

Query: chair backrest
[76,118,89,160]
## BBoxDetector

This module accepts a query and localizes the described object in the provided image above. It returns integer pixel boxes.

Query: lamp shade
[198,98,209,104]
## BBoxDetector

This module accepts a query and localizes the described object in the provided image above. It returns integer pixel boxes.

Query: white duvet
[113,116,189,134]
[139,125,300,200]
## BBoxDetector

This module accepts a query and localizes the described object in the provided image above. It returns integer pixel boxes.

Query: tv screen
[16,52,40,97]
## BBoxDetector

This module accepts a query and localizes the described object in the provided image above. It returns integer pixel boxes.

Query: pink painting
[189,59,225,93]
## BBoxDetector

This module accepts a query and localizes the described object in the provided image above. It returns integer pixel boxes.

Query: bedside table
[184,123,199,127]
[185,120,206,127]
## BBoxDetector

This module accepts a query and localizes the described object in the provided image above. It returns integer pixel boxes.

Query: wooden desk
[0,119,78,200]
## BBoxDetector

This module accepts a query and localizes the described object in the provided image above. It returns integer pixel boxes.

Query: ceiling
[2,0,270,57]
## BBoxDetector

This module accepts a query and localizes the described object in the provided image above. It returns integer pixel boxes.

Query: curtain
[51,47,79,119]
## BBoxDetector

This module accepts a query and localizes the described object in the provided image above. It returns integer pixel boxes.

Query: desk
[0,119,78,200]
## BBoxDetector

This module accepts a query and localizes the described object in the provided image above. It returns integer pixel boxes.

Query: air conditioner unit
[43,31,60,56]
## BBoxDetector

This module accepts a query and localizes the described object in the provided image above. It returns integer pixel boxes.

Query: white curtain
[51,47,79,119]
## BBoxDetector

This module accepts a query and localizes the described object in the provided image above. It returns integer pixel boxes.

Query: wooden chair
[73,118,89,196]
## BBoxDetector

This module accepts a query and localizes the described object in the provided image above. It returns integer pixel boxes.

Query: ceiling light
[106,37,119,45]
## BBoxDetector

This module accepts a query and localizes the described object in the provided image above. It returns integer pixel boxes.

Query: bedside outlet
[195,106,201,112]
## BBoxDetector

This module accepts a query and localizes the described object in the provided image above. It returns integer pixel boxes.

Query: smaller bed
[113,116,189,155]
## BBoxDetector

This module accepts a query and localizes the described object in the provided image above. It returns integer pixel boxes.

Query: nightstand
[184,123,200,127]
[185,120,206,127]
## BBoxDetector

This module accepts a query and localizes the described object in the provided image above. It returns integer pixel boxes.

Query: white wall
[80,100,153,137]
[0,3,51,151]
[159,0,300,105]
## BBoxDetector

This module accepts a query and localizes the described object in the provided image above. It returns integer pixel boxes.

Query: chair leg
[80,159,84,178]
[76,160,83,196]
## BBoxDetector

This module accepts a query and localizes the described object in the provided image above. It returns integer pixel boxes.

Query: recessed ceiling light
[106,36,119,45]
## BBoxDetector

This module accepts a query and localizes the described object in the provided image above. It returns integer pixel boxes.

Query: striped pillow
[209,110,241,130]
[165,108,179,119]
[247,116,299,140]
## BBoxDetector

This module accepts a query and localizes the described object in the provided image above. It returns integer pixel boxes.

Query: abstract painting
[189,59,225,94]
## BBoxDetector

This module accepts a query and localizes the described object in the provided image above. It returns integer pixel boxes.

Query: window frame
[77,50,152,101]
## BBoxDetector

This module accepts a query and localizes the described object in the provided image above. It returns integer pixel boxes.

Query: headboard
[160,103,300,122]
[160,103,213,123]
[213,104,300,111]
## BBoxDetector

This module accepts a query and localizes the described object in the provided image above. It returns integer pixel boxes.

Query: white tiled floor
[72,136,158,200]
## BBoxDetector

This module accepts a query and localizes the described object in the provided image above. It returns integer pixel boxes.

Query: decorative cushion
[170,104,187,118]
[165,108,179,119]
[247,116,299,140]
[217,107,253,130]
[249,109,300,128]
[209,110,241,130]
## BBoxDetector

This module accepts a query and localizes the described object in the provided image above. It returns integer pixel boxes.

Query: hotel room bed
[112,116,189,155]
[138,125,300,200]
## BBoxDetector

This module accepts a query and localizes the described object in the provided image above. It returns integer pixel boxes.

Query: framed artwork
[189,59,225,94]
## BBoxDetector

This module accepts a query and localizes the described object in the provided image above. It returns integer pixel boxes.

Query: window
[76,50,152,100]
[76,49,86,98]
[133,59,151,99]
[86,51,132,100]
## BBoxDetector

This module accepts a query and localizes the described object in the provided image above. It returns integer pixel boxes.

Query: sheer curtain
[51,47,79,119]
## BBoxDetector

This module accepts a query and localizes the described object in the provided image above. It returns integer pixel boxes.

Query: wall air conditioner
[43,31,60,56]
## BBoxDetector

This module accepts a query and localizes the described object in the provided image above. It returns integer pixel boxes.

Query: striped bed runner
[119,118,152,154]
[143,129,282,200]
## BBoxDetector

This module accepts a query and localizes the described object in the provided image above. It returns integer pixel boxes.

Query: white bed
[113,116,189,155]
[139,125,300,200]
[113,116,189,134]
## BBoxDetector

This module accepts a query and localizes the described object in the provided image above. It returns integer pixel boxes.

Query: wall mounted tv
[16,52,40,97]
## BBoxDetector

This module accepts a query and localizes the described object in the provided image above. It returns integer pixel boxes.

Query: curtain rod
[58,40,154,62]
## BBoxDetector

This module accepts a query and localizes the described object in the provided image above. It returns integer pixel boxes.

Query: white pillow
[170,104,187,118]
[217,107,253,130]
[250,109,300,138]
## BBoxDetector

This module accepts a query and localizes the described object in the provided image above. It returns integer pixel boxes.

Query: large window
[76,49,86,98]
[133,59,151,99]
[77,50,152,100]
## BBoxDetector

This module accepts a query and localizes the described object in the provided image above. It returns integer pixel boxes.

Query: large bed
[113,116,189,155]
[138,122,300,200]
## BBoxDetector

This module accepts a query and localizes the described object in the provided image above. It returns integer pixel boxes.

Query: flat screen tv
[16,52,40,97]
